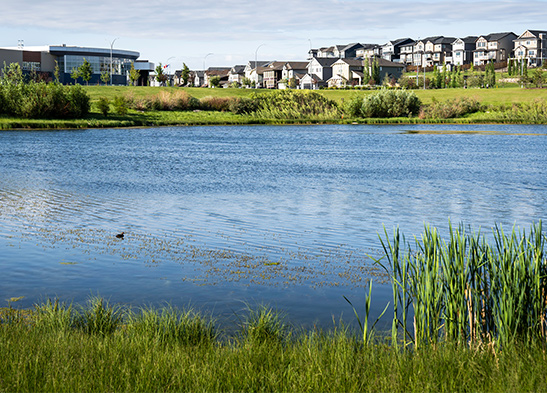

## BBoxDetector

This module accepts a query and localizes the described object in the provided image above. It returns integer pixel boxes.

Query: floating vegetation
[0,187,386,290]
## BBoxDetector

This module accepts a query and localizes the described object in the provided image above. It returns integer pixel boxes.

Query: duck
[116,232,125,239]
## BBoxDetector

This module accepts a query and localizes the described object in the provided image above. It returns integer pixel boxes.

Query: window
[529,50,535,56]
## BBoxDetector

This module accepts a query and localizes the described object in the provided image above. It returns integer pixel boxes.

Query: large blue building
[0,44,154,85]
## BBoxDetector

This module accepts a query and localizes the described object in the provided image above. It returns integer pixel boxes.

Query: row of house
[175,57,404,89]
[173,29,545,90]
[310,30,547,68]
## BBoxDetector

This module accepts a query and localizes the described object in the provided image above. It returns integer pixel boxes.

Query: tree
[241,77,251,87]
[78,58,93,85]
[129,62,140,86]
[371,57,380,85]
[155,63,168,86]
[100,70,110,85]
[54,60,60,83]
[363,58,371,85]
[532,68,545,88]
[181,63,190,86]
[209,75,220,88]
[70,67,80,84]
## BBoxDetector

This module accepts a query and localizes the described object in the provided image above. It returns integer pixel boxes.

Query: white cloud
[3,0,547,68]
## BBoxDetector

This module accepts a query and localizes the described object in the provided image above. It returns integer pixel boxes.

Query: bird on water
[116,232,125,239]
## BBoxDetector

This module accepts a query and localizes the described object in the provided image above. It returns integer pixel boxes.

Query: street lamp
[110,37,119,85]
[203,53,213,71]
[166,56,175,86]
[254,44,265,88]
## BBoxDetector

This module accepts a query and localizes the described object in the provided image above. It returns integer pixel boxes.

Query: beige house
[513,30,547,66]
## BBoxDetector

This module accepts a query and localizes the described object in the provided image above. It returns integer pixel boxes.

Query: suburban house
[299,73,322,90]
[429,36,457,66]
[356,44,381,59]
[381,38,414,63]
[474,32,517,65]
[263,61,286,89]
[228,65,246,84]
[513,30,547,66]
[311,43,365,59]
[399,40,416,65]
[192,70,205,87]
[278,61,309,88]
[452,36,478,66]
[327,58,364,87]
[244,60,272,86]
[305,57,337,87]
[204,67,230,87]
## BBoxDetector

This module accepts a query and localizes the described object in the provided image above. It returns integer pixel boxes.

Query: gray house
[306,57,337,86]
[474,32,517,65]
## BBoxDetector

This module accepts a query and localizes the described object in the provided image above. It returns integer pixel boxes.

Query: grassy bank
[1,85,547,130]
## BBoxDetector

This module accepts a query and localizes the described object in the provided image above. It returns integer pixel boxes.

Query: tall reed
[376,221,546,348]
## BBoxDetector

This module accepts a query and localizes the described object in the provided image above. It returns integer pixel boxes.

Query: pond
[1,123,546,330]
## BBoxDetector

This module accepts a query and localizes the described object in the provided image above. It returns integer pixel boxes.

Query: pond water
[1,123,546,330]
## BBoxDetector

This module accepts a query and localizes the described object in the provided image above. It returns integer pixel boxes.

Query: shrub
[419,97,482,119]
[96,97,110,116]
[228,97,257,114]
[112,96,129,116]
[200,96,232,112]
[249,90,339,119]
[345,89,421,118]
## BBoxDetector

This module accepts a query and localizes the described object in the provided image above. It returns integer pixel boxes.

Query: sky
[2,0,547,70]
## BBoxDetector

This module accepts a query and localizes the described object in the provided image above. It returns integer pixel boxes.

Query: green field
[82,84,547,106]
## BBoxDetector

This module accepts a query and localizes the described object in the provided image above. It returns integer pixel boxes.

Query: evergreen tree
[441,64,448,88]
[181,63,190,86]
[363,58,371,85]
[507,59,513,76]
[371,57,380,85]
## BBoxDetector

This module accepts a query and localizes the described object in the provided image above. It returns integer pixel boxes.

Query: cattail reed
[377,221,546,348]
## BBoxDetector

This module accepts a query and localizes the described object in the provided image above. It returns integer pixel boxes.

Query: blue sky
[2,0,547,70]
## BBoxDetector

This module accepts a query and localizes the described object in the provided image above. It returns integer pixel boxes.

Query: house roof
[480,32,517,42]
[334,58,364,67]
[284,61,309,70]
[454,36,478,44]
[230,65,245,73]
[206,67,230,77]
[376,58,405,68]
[248,60,272,68]
[515,30,547,40]
[309,57,339,67]
[386,38,414,46]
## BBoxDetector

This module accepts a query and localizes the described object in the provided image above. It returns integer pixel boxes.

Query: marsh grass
[377,221,547,349]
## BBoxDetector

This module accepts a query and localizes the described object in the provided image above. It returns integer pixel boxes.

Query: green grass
[2,297,547,392]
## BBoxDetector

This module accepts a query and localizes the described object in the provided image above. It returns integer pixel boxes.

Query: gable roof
[516,30,547,40]
[230,65,245,73]
[284,61,309,70]
[309,57,339,67]
[480,32,517,41]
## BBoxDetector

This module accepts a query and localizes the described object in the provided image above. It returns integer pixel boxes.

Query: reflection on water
[1,123,546,329]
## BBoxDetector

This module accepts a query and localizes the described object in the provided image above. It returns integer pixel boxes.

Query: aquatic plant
[376,221,547,348]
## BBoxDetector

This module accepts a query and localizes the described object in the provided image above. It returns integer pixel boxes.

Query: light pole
[203,53,213,71]
[110,37,119,86]
[166,56,175,86]
[254,44,265,88]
